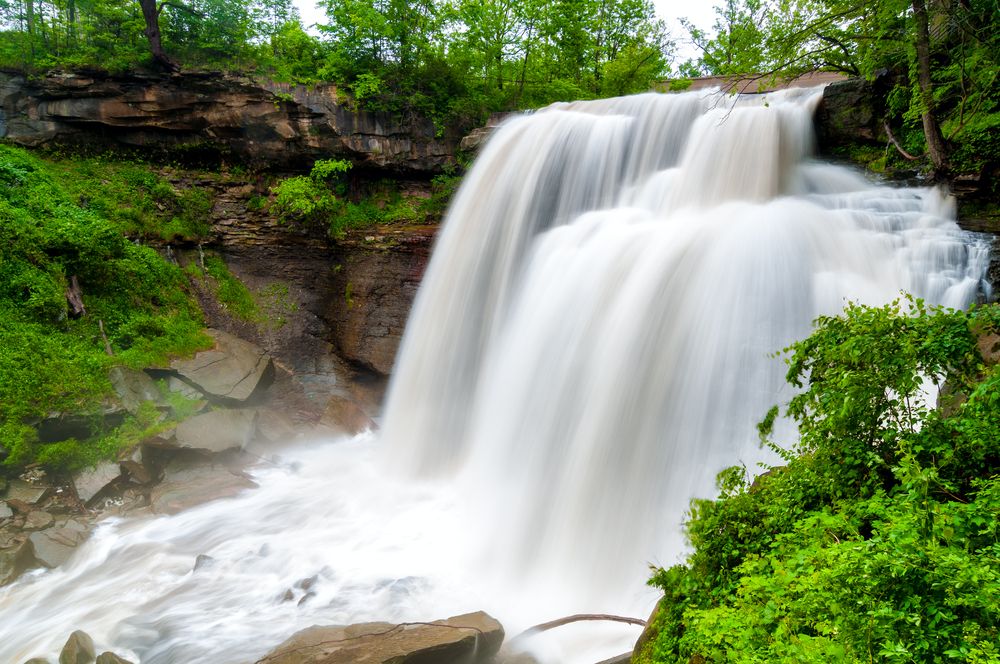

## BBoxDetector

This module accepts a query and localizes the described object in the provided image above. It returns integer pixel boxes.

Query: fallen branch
[66,275,86,318]
[98,319,114,356]
[883,120,919,161]
[511,614,647,643]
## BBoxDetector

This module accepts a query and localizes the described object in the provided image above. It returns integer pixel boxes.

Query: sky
[290,0,718,64]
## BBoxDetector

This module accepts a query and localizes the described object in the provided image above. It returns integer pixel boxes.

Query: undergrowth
[643,299,1000,663]
[0,144,209,474]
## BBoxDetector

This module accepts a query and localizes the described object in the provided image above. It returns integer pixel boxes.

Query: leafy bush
[643,300,1000,663]
[0,145,208,474]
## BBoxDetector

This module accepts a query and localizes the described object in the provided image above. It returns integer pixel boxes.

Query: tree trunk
[911,0,949,174]
[137,0,178,71]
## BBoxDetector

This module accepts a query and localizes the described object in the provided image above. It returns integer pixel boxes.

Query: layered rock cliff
[0,70,458,172]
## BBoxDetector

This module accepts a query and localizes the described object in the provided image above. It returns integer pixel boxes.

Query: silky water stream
[0,87,991,663]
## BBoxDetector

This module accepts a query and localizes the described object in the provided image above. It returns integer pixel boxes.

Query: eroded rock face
[261,611,504,664]
[0,72,457,173]
[326,227,437,376]
[815,78,884,150]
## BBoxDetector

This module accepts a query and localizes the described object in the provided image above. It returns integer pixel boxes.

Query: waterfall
[379,88,990,604]
[0,87,990,664]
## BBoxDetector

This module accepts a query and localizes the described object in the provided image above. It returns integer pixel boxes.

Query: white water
[0,88,991,663]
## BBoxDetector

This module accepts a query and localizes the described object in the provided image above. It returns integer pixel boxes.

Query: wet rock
[23,511,54,531]
[74,462,122,504]
[174,409,258,453]
[253,408,300,446]
[28,522,88,568]
[119,460,154,486]
[261,611,504,664]
[5,498,33,515]
[317,396,377,436]
[170,329,274,403]
[0,502,13,519]
[815,77,884,150]
[149,463,256,515]
[327,228,436,375]
[595,655,631,664]
[95,654,133,664]
[193,554,215,570]
[166,375,202,400]
[58,630,95,664]
[978,332,1000,365]
[5,480,50,505]
[109,367,163,414]
[0,540,34,584]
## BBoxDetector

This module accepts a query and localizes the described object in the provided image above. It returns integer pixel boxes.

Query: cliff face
[0,71,458,173]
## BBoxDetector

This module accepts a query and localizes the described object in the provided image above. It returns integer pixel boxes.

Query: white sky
[291,0,717,65]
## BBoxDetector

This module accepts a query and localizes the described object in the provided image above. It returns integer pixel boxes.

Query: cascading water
[0,87,991,664]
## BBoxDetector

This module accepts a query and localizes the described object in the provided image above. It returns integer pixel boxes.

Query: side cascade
[380,87,991,603]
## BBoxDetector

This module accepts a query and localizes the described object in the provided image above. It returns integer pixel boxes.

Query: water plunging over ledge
[0,88,991,663]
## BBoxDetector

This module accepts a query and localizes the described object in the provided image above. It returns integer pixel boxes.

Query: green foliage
[270,158,351,227]
[646,300,1000,662]
[679,0,1000,177]
[44,155,213,241]
[0,144,208,474]
[186,254,297,328]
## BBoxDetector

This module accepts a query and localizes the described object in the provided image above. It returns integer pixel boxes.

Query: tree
[679,0,999,176]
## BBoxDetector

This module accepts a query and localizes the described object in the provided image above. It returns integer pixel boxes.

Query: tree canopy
[0,0,675,127]
[677,0,1000,175]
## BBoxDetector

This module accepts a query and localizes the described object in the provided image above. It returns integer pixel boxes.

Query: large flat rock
[27,521,89,569]
[174,408,258,453]
[149,463,257,515]
[261,611,504,664]
[171,329,274,403]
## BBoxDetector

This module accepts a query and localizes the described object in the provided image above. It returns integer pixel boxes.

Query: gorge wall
[0,70,458,172]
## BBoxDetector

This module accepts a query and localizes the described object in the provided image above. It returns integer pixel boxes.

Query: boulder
[108,367,163,414]
[23,658,51,663]
[119,460,154,486]
[815,77,884,150]
[174,409,258,453]
[261,611,504,664]
[318,396,377,436]
[977,332,1000,365]
[149,463,256,515]
[170,330,274,403]
[0,502,12,519]
[73,462,122,504]
[23,511,54,531]
[0,540,34,585]
[5,480,50,505]
[28,521,89,569]
[95,654,133,664]
[58,630,95,664]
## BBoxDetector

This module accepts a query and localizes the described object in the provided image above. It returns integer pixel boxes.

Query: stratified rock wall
[0,71,457,173]
[326,227,436,375]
